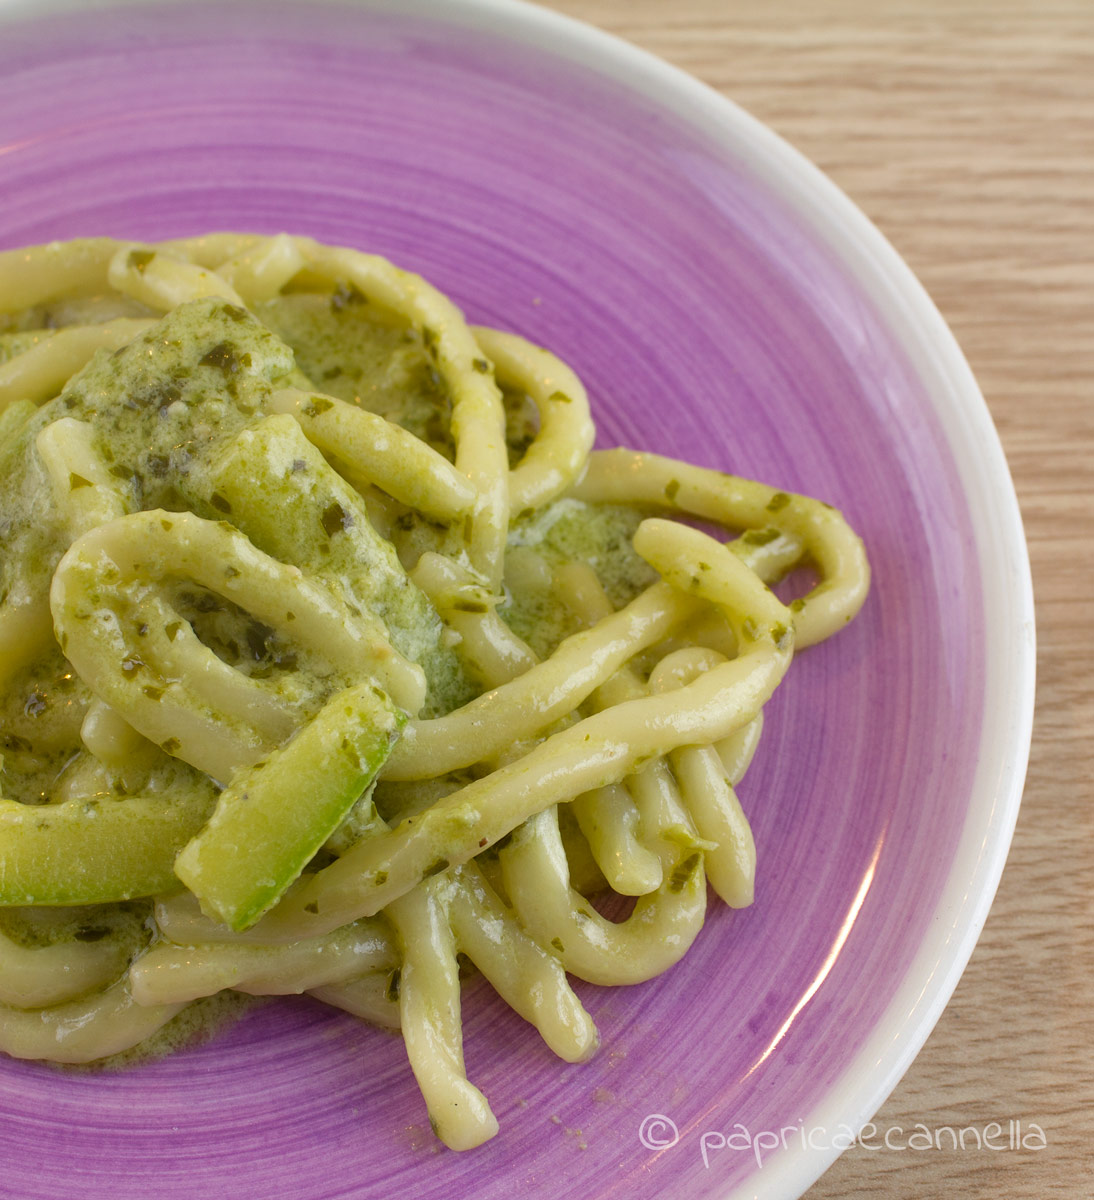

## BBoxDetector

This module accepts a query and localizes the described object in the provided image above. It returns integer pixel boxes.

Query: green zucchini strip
[175,682,405,931]
[0,789,216,907]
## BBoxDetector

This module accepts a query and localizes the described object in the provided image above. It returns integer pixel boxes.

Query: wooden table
[537,2,1092,1196]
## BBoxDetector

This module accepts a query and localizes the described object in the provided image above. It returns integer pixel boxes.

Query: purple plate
[0,3,1034,1198]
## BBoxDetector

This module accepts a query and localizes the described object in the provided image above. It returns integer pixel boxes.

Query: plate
[0,2,1035,1198]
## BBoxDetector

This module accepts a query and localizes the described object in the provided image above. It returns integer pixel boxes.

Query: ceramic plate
[0,2,1034,1197]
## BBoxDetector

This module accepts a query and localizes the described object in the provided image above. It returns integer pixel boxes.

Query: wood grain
[535,2,1093,1195]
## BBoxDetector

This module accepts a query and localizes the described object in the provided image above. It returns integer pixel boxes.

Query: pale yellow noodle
[0,927,132,1010]
[385,877,499,1151]
[471,325,595,514]
[35,417,128,534]
[572,448,869,646]
[308,972,401,1030]
[0,979,184,1064]
[106,244,246,311]
[267,387,475,523]
[129,918,395,1007]
[0,319,155,410]
[446,863,598,1063]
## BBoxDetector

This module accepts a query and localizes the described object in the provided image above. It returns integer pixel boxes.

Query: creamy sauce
[0,297,481,816]
[0,898,149,951]
[503,499,656,657]
[2,294,660,812]
[260,291,454,457]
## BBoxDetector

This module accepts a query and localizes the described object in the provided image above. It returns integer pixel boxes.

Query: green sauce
[502,499,656,658]
[259,292,454,458]
[0,282,663,1064]
[0,898,150,952]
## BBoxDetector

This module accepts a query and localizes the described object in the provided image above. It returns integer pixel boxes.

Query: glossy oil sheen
[0,4,988,1198]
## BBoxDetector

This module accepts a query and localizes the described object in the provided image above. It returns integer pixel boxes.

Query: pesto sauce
[258,292,455,458]
[1,295,485,826]
[501,499,656,658]
[501,382,539,468]
[0,897,150,952]
[0,647,89,805]
[3,296,478,704]
[0,273,669,1068]
[0,298,295,627]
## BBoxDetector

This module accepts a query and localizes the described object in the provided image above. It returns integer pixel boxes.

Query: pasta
[0,234,869,1147]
